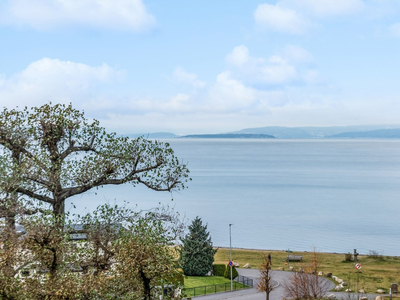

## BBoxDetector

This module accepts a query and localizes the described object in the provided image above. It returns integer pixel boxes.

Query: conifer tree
[179,216,217,276]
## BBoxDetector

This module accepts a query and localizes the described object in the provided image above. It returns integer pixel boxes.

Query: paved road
[191,269,332,300]
[189,269,384,300]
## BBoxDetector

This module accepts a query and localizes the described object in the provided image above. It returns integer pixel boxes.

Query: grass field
[184,276,248,297]
[185,276,238,288]
[214,248,400,293]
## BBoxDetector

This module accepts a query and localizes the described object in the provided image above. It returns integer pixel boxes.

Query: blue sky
[1,0,400,134]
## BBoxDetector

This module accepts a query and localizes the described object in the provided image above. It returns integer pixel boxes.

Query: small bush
[368,250,384,261]
[212,264,226,277]
[175,269,185,285]
[171,268,184,285]
[224,265,238,279]
[345,253,353,262]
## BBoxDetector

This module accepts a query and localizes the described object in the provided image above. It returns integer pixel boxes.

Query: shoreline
[214,246,400,257]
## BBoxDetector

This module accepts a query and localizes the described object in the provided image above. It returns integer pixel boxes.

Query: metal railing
[183,275,253,298]
[236,275,253,287]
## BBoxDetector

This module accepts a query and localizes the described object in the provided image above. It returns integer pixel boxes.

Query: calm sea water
[71,139,400,256]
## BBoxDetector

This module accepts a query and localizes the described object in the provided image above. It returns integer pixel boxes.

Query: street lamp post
[229,223,233,291]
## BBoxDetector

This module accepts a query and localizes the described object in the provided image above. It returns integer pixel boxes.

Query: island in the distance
[180,133,275,139]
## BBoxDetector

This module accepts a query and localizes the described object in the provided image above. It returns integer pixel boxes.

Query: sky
[1,0,400,135]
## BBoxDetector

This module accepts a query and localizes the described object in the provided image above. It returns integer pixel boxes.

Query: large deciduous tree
[179,216,217,276]
[0,103,190,222]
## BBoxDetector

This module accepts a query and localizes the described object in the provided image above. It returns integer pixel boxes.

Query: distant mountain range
[125,125,400,139]
[327,128,400,138]
[231,125,400,139]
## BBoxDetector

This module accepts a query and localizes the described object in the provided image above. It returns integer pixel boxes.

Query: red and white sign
[355,263,362,270]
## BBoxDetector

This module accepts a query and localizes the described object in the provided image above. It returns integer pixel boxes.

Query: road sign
[355,263,361,270]
[228,261,233,267]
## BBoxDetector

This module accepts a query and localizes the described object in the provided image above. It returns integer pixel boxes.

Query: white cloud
[283,44,314,63]
[207,71,293,113]
[115,71,291,117]
[226,46,299,85]
[262,56,298,84]
[0,58,329,135]
[172,67,206,88]
[0,58,124,107]
[302,70,320,84]
[99,88,341,134]
[287,0,365,16]
[389,23,400,38]
[0,0,156,31]
[129,93,195,113]
[254,0,364,35]
[254,3,310,35]
[168,93,190,108]
[260,90,289,107]
[209,71,257,111]
[225,45,249,67]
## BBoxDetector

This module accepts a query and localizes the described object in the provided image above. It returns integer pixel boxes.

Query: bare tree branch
[14,187,54,204]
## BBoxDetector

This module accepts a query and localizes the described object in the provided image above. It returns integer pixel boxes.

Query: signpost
[355,262,361,290]
[229,224,233,292]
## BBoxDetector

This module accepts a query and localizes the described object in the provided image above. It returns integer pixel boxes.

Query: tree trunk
[140,269,151,300]
[53,199,65,226]
[53,198,65,216]
[5,214,16,232]
[2,224,17,278]
[49,199,64,280]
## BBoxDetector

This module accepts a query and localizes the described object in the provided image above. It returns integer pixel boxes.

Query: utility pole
[229,224,233,292]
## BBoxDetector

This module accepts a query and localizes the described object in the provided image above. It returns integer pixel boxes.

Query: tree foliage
[179,216,217,276]
[0,204,185,299]
[0,103,190,221]
[115,214,179,299]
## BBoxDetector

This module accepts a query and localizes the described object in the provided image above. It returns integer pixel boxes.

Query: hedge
[212,264,226,277]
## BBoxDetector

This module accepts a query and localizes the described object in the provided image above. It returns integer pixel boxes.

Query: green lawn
[184,276,234,288]
[183,276,248,298]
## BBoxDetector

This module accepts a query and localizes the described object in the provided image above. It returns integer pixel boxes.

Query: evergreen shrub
[224,265,238,279]
[212,264,226,277]
[173,268,185,285]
